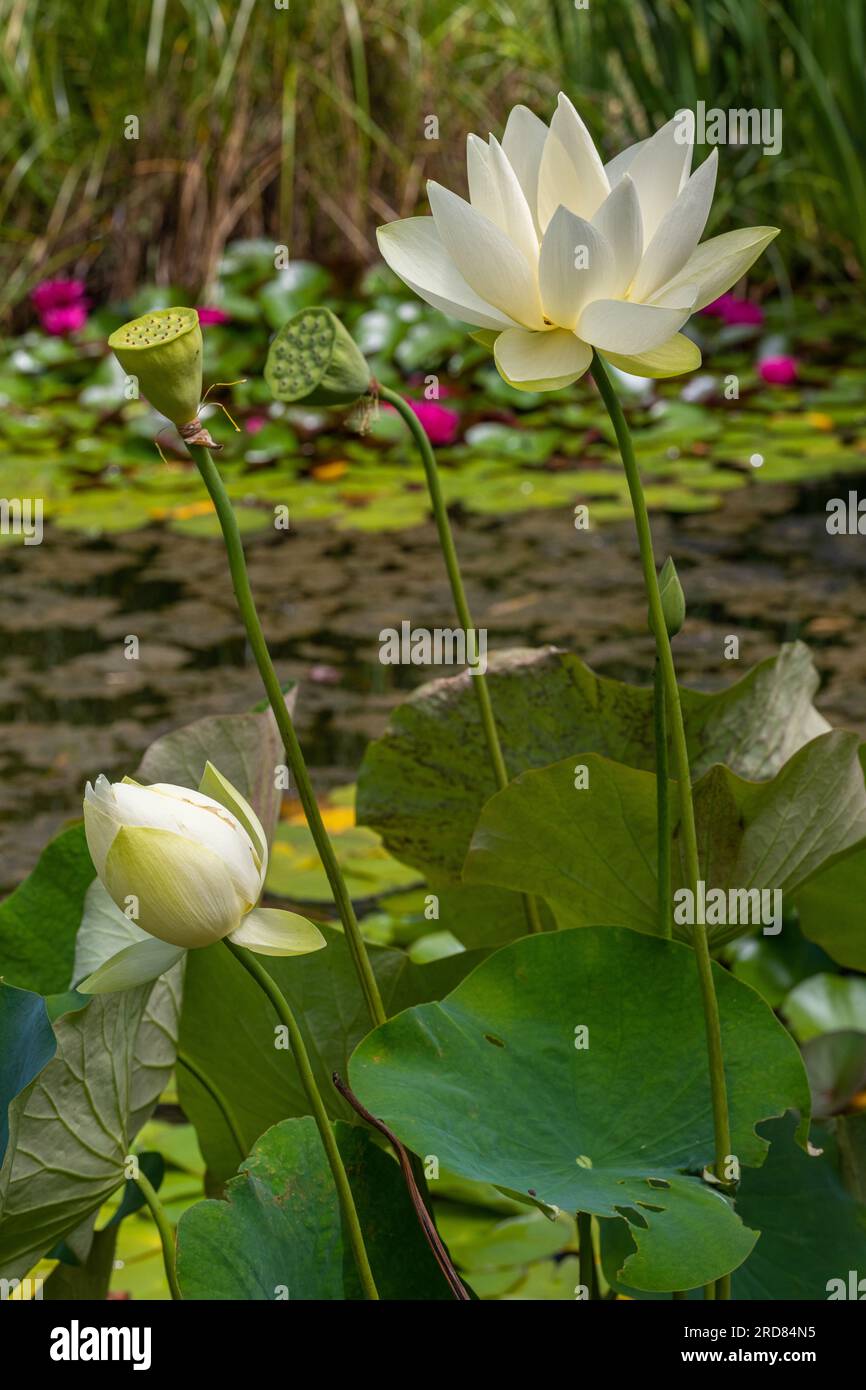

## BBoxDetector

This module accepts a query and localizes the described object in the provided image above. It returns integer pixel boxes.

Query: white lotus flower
[79,762,324,992]
[377,94,779,389]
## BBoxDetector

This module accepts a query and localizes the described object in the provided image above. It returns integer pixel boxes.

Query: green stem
[189,443,386,1028]
[577,1211,597,1300]
[654,660,672,939]
[134,1168,181,1300]
[378,384,543,935]
[176,1049,246,1162]
[591,355,732,1298]
[224,940,379,1300]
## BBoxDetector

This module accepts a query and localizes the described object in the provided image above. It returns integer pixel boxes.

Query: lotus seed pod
[654,556,686,638]
[265,307,371,408]
[108,308,203,426]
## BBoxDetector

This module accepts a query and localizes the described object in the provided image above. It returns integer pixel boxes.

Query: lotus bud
[265,307,371,407]
[653,556,686,638]
[78,765,326,993]
[109,308,206,436]
[83,773,266,950]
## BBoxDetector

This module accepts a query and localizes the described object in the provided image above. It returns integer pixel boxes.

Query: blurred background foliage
[1,0,864,322]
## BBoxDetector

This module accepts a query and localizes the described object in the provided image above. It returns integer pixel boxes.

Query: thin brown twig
[332,1072,471,1301]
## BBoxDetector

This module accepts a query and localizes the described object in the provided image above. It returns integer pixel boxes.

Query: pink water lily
[377,94,779,389]
[196,305,231,325]
[31,278,89,335]
[758,353,797,385]
[389,398,460,445]
[701,293,765,326]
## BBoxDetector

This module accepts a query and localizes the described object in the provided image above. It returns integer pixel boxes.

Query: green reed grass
[0,0,862,317]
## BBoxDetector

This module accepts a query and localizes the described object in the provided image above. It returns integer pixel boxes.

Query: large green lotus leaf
[735,1113,866,1300]
[42,1152,165,1301]
[464,733,866,946]
[0,824,95,994]
[794,849,866,970]
[176,1116,451,1300]
[356,643,827,887]
[349,929,810,1292]
[0,985,57,1165]
[602,1114,866,1299]
[178,927,487,1185]
[135,693,297,849]
[0,979,178,1280]
[837,1112,866,1202]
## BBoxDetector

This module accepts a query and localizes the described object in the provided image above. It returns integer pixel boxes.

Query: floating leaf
[265,822,421,903]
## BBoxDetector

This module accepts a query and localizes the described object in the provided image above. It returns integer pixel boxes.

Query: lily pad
[349,928,809,1292]
[266,821,422,903]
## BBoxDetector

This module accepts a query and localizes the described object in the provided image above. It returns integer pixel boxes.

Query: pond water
[3,470,865,893]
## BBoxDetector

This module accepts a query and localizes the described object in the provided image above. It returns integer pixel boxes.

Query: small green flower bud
[652,556,686,638]
[109,308,203,426]
[265,307,371,407]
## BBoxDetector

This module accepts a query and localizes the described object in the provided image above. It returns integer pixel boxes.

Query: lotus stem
[134,1167,181,1300]
[577,1210,598,1300]
[378,383,544,936]
[591,353,732,1300]
[654,660,672,938]
[188,443,386,1029]
[225,940,379,1300]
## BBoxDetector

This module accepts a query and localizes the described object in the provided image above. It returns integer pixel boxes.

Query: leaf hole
[614,1204,648,1230]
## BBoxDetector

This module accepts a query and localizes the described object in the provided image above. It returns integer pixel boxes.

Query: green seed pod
[265,307,371,407]
[108,308,203,426]
[652,556,686,638]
